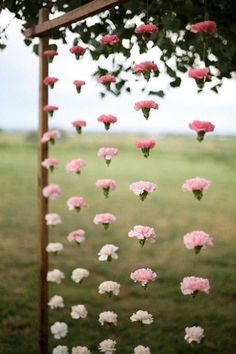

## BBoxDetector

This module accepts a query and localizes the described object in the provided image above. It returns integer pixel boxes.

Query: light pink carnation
[190,20,217,34]
[134,100,159,119]
[135,23,158,34]
[183,231,214,254]
[182,177,211,200]
[73,80,86,93]
[43,105,58,117]
[72,120,87,134]
[45,213,62,226]
[185,326,205,344]
[133,61,158,81]
[67,196,88,212]
[41,130,61,144]
[96,179,116,198]
[43,76,59,88]
[70,45,86,59]
[99,34,119,45]
[66,159,86,174]
[188,68,209,80]
[43,50,58,63]
[93,213,116,230]
[41,158,59,172]
[97,114,117,131]
[128,225,156,246]
[42,184,61,200]
[97,147,118,166]
[131,268,157,287]
[189,120,215,142]
[135,139,156,158]
[98,74,116,85]
[180,276,210,296]
[129,181,157,201]
[67,229,86,245]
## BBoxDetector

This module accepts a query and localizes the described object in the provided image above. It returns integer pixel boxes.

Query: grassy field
[0,132,235,354]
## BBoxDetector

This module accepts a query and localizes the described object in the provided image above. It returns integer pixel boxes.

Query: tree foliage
[1,0,236,96]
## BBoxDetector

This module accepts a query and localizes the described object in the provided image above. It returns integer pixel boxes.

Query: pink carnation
[135,23,158,34]
[66,159,86,174]
[43,105,58,117]
[99,34,119,45]
[73,80,86,93]
[133,61,158,81]
[41,130,61,145]
[129,181,157,201]
[182,177,211,200]
[97,114,117,131]
[43,76,59,89]
[130,268,157,287]
[135,139,156,158]
[97,147,118,166]
[66,196,88,212]
[43,50,58,63]
[42,184,61,200]
[189,120,215,142]
[180,276,210,296]
[41,158,59,172]
[72,120,87,134]
[98,74,116,85]
[96,179,116,198]
[69,45,86,59]
[93,213,116,230]
[190,21,217,34]
[128,225,156,246]
[134,100,159,119]
[184,231,214,254]
[67,229,86,244]
[188,68,209,80]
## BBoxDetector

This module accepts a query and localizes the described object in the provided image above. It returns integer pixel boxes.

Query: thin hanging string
[146,0,149,23]
[202,0,206,63]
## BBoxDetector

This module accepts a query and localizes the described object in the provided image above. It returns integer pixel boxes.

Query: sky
[0,9,235,135]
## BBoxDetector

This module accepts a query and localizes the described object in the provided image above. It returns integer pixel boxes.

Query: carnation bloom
[93,213,116,230]
[98,244,119,262]
[72,120,87,134]
[98,339,117,354]
[73,80,86,93]
[69,45,86,59]
[96,179,116,198]
[135,139,156,158]
[99,311,118,326]
[135,23,158,34]
[97,114,117,131]
[43,76,59,89]
[132,345,151,354]
[129,181,157,201]
[98,75,116,89]
[71,346,91,354]
[66,196,88,212]
[128,225,156,246]
[98,281,120,296]
[67,229,86,245]
[190,20,217,34]
[47,269,65,284]
[184,326,205,344]
[188,68,210,88]
[130,310,154,325]
[134,100,159,119]
[50,322,68,339]
[41,130,61,145]
[180,276,210,297]
[189,120,215,142]
[48,295,65,310]
[41,158,59,172]
[131,268,157,288]
[71,304,88,319]
[71,268,89,283]
[46,242,63,254]
[45,213,62,226]
[133,61,158,81]
[182,177,211,200]
[183,231,214,254]
[100,34,119,45]
[43,105,58,117]
[43,49,58,63]
[42,184,61,200]
[97,147,118,166]
[66,159,86,174]
[53,345,69,354]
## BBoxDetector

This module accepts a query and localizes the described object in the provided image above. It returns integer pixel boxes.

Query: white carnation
[98,244,119,261]
[47,269,65,284]
[48,295,64,309]
[71,346,91,354]
[184,326,204,343]
[46,242,64,253]
[52,345,69,354]
[71,268,89,283]
[130,310,153,325]
[99,311,117,326]
[98,339,116,353]
[98,281,120,296]
[71,304,88,319]
[132,345,151,354]
[50,322,68,339]
[45,213,62,226]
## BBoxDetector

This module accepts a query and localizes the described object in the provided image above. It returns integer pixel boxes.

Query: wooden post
[38,8,49,354]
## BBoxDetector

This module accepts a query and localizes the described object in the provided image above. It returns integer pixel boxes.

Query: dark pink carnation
[98,75,116,84]
[69,45,86,55]
[98,114,117,131]
[43,105,58,117]
[190,21,217,34]
[135,23,158,34]
[73,80,86,88]
[43,77,59,88]
[188,68,209,80]
[43,50,58,57]
[133,61,158,74]
[135,139,156,158]
[99,35,119,45]
[134,100,159,119]
[189,120,215,142]
[72,120,87,134]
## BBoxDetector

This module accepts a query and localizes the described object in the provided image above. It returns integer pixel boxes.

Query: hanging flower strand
[134,100,159,119]
[135,139,156,158]
[189,120,215,142]
[97,114,117,131]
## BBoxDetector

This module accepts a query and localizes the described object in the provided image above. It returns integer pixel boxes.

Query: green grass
[0,132,236,354]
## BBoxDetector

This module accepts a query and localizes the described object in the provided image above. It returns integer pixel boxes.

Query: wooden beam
[25,0,126,38]
[38,8,49,354]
